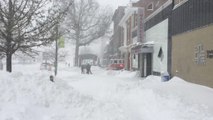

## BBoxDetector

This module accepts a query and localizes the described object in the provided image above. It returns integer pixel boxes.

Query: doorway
[142,53,152,77]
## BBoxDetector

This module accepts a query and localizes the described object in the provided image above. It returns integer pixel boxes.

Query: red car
[108,59,124,70]
[40,63,53,71]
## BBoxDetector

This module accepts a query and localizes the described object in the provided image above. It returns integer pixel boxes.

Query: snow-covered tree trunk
[74,44,79,66]
[6,53,12,72]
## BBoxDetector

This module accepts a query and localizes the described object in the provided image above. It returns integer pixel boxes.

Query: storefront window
[132,54,138,68]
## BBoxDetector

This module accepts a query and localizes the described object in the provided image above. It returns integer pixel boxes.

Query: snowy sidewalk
[0,64,213,120]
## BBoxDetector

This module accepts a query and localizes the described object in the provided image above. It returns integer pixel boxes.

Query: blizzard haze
[97,0,130,9]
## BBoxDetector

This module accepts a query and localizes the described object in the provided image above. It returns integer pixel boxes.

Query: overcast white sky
[97,0,130,10]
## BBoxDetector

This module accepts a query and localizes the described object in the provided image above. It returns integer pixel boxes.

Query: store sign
[131,46,153,54]
[207,50,213,59]
[131,46,142,53]
[194,44,206,64]
[137,8,144,42]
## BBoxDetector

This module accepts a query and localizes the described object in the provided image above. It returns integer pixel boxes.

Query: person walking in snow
[81,64,86,74]
[86,63,92,74]
[50,75,54,82]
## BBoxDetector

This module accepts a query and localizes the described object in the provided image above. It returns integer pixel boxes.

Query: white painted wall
[145,19,168,73]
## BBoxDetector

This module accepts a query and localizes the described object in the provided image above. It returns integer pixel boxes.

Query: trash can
[161,72,170,82]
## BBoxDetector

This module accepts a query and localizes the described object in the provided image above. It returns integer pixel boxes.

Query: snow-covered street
[0,63,213,120]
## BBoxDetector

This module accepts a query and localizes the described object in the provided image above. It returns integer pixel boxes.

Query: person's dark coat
[86,64,92,74]
[81,64,86,74]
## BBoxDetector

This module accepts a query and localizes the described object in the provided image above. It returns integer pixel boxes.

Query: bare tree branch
[0,0,73,72]
[62,0,112,66]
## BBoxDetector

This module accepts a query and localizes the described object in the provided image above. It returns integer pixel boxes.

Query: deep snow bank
[119,75,213,120]
[0,66,213,120]
[0,71,94,120]
[143,75,213,111]
[0,70,128,120]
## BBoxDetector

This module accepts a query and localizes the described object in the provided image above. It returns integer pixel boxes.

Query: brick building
[104,6,125,66]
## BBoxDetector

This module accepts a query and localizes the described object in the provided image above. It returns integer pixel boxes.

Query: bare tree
[0,0,72,72]
[63,0,113,66]
[41,47,68,64]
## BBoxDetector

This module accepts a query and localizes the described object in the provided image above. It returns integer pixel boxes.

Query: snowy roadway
[0,63,213,120]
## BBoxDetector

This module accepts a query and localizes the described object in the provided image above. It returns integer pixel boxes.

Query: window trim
[147,2,154,11]
[173,0,188,10]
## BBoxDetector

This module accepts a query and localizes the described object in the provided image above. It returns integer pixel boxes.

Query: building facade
[171,0,213,88]
[110,6,126,59]
[104,6,125,66]
[114,0,213,88]
[118,0,173,76]
[131,0,173,76]
[119,7,145,71]
[102,6,125,67]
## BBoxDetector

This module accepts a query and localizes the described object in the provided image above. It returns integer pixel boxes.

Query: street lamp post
[55,24,59,76]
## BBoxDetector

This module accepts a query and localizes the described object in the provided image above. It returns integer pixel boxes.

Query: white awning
[119,46,128,53]
[131,41,154,54]
[141,47,154,53]
[143,41,155,47]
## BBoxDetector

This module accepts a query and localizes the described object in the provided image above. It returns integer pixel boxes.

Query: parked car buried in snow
[40,63,53,71]
[108,59,124,70]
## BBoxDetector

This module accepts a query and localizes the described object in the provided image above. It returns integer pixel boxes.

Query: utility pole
[55,24,59,76]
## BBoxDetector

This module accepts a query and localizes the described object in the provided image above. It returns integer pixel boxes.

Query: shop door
[146,53,152,76]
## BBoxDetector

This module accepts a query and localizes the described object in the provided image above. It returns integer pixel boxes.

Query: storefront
[131,44,141,71]
[172,24,213,88]
[131,44,154,77]
[119,46,130,70]
[118,7,145,71]
[171,0,213,88]
[145,19,169,75]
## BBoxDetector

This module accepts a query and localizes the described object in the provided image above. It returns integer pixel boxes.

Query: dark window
[132,30,137,38]
[114,60,117,64]
[147,3,154,11]
[119,60,122,63]
[158,47,164,61]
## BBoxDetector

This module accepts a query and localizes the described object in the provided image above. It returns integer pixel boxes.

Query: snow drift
[0,64,213,120]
